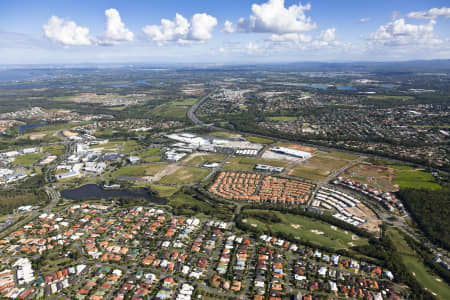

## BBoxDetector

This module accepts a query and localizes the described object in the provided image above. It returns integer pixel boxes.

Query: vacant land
[223,157,290,172]
[158,166,210,185]
[138,148,162,162]
[393,167,441,190]
[317,151,359,160]
[111,163,168,177]
[246,136,274,144]
[183,153,227,166]
[245,210,368,250]
[90,141,123,151]
[275,142,317,153]
[344,163,397,192]
[387,229,450,300]
[14,153,45,166]
[289,156,348,182]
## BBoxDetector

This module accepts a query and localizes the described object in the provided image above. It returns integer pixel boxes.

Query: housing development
[0,60,448,300]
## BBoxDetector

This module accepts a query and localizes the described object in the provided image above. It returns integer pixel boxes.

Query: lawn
[245,210,368,250]
[183,153,227,166]
[13,153,45,166]
[158,166,210,184]
[111,163,168,177]
[317,151,359,160]
[246,136,274,144]
[387,229,450,300]
[223,157,289,172]
[267,116,298,121]
[43,145,66,156]
[393,169,441,190]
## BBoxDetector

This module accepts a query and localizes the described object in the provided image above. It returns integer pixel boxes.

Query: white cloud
[369,18,441,47]
[222,20,236,33]
[103,8,134,45]
[359,18,370,23]
[43,16,93,46]
[269,27,338,49]
[142,13,217,45]
[237,0,316,34]
[189,13,217,41]
[408,7,450,20]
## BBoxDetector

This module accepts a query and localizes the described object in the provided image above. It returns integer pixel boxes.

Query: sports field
[245,210,368,250]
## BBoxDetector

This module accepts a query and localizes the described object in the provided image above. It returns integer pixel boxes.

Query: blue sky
[0,0,449,64]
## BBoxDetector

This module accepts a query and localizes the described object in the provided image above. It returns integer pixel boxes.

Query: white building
[271,147,312,159]
[13,258,34,285]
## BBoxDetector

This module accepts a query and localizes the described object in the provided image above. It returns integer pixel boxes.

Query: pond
[61,184,166,203]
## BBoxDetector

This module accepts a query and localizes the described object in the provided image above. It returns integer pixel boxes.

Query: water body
[337,85,357,91]
[61,184,165,203]
[108,79,149,88]
[0,83,74,89]
[380,84,397,88]
[19,123,49,133]
[304,84,328,89]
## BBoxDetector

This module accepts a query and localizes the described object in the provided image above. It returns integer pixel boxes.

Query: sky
[0,0,449,64]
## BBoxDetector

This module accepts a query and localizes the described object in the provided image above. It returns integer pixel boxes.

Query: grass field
[246,136,274,144]
[122,140,143,153]
[267,116,298,121]
[368,95,415,101]
[223,157,289,172]
[183,153,227,166]
[387,229,450,300]
[245,210,368,250]
[13,153,45,166]
[173,98,198,106]
[111,163,168,177]
[158,166,210,184]
[211,131,240,139]
[317,151,360,160]
[289,156,348,182]
[138,148,162,162]
[149,185,180,197]
[43,145,66,156]
[393,169,441,190]
[90,141,123,151]
[151,103,188,119]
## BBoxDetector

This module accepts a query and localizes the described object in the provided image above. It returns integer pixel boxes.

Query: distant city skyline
[0,0,449,64]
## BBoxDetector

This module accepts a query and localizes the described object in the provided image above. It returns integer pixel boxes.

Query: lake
[61,184,165,203]
[19,123,49,133]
